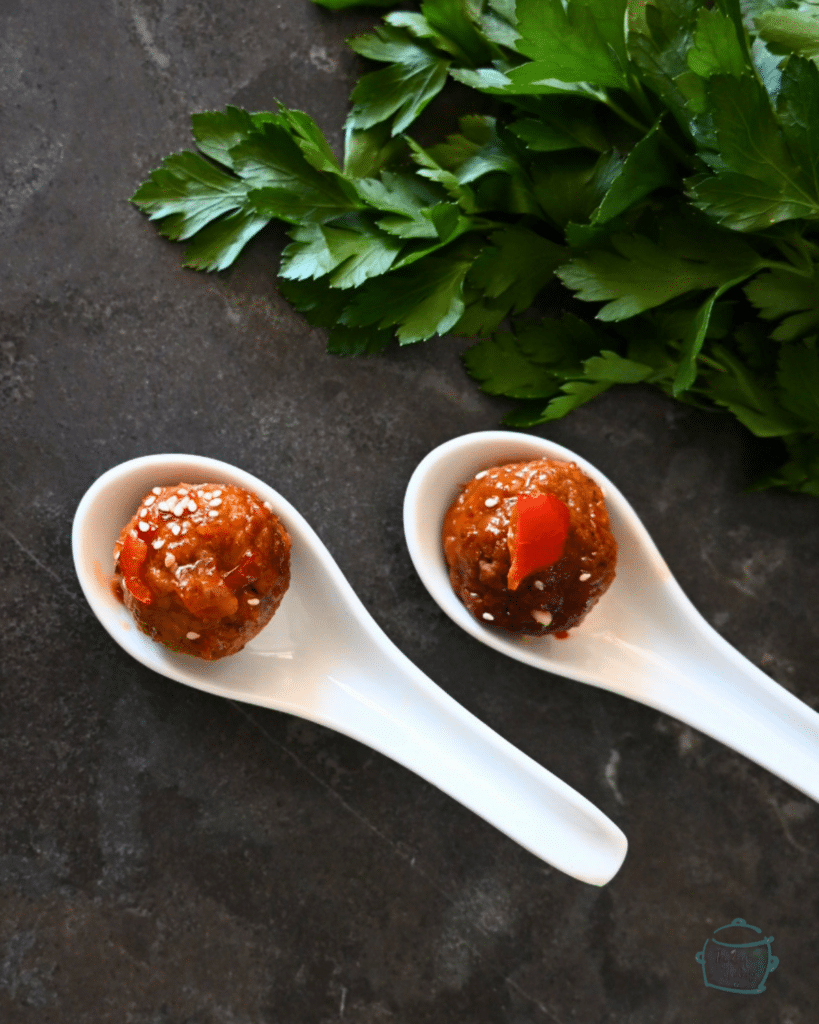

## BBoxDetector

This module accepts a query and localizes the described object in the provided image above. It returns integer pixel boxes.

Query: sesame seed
[202,492,212,500]
[144,495,156,507]
[482,612,494,621]
[187,500,197,512]
[138,521,150,532]
[247,598,260,606]
[209,498,222,507]
[533,580,544,590]
[177,488,187,495]
[152,538,165,550]
[208,510,218,518]
[475,470,488,479]
[157,501,170,512]
[580,572,591,581]
[484,496,499,508]
[173,501,186,516]
[139,508,147,518]
[164,553,175,567]
[532,610,553,626]
[170,523,181,536]
[212,489,222,497]
[152,487,162,495]
[186,632,200,640]
[263,501,272,511]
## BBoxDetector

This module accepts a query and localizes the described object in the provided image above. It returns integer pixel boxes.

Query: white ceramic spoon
[72,453,628,886]
[404,431,819,803]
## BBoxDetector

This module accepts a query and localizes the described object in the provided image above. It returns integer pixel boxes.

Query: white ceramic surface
[72,454,628,886]
[404,431,819,803]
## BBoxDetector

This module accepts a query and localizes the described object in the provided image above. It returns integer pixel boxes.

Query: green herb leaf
[704,344,799,436]
[745,263,819,340]
[514,0,629,89]
[426,116,520,183]
[752,435,819,495]
[131,151,254,240]
[190,106,259,169]
[347,25,450,134]
[777,341,819,428]
[479,0,519,48]
[387,1,498,66]
[688,74,819,229]
[590,122,678,224]
[183,208,271,272]
[776,56,819,199]
[279,220,404,288]
[455,225,565,334]
[343,123,406,178]
[755,3,819,60]
[131,5,819,495]
[463,331,565,398]
[340,241,481,342]
[687,6,749,78]
[530,150,624,228]
[671,283,752,395]
[557,221,764,320]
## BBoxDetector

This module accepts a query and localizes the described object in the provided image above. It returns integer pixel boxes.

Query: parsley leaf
[131,151,253,241]
[755,3,819,60]
[745,263,819,340]
[182,209,271,272]
[455,225,565,334]
[557,220,765,320]
[590,122,678,224]
[513,0,630,90]
[688,75,819,230]
[279,220,404,289]
[346,25,451,135]
[339,240,482,343]
[132,0,819,495]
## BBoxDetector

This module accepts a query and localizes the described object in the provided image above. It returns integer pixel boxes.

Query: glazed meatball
[442,459,616,636]
[113,482,290,659]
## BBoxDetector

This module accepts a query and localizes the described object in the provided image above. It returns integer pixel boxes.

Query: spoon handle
[274,640,627,886]
[594,579,819,802]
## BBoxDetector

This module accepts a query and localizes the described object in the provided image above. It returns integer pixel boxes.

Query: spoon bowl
[404,431,819,803]
[73,453,628,885]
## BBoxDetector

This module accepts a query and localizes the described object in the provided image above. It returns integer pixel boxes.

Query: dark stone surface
[1,2,818,1022]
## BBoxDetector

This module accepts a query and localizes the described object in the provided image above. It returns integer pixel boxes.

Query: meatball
[113,482,290,659]
[442,459,616,636]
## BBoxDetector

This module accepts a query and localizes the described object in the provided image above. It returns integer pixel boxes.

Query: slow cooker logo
[695,918,779,994]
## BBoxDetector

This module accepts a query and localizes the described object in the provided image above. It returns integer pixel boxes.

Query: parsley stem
[602,94,650,137]
[762,257,815,279]
[696,353,728,372]
[604,91,695,170]
[628,76,656,126]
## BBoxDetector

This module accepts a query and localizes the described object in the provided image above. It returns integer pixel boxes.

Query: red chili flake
[507,493,570,591]
[224,552,263,591]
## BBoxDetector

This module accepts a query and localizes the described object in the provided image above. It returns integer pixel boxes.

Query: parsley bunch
[132,0,819,495]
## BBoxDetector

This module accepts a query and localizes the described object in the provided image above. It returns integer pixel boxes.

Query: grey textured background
[2,2,818,1022]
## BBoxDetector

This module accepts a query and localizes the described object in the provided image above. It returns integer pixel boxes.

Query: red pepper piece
[224,552,263,591]
[507,493,570,591]
[120,532,153,604]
